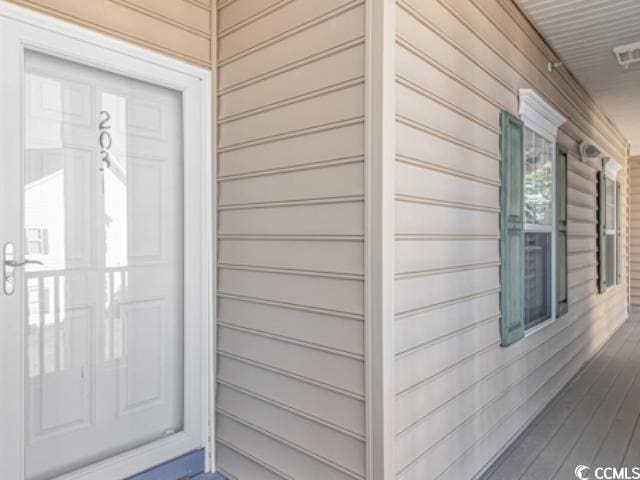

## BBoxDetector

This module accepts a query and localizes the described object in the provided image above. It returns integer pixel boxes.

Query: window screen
[524,232,552,329]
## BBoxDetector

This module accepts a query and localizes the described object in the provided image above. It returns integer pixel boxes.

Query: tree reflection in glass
[524,128,553,226]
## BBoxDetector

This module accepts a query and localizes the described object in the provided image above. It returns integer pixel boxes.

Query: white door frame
[0,2,214,479]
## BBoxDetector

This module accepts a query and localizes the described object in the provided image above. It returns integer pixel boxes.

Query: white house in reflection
[24,83,132,380]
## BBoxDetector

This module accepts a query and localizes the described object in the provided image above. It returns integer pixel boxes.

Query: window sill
[524,316,556,338]
[600,284,624,294]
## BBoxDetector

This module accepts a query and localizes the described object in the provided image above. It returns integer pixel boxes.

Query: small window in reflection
[26,227,50,255]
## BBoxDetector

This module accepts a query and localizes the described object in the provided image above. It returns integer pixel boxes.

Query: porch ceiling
[516,0,640,155]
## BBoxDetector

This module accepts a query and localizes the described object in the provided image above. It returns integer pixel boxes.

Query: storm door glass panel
[23,50,185,480]
[524,128,553,329]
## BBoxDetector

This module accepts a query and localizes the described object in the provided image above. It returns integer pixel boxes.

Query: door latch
[3,242,44,295]
[3,242,16,295]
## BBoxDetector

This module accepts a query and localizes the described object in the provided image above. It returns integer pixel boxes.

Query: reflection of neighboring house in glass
[24,166,67,378]
[26,227,49,255]
[23,145,131,379]
[24,160,65,270]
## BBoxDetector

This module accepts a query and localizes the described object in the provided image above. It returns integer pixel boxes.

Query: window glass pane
[606,179,615,229]
[524,232,552,329]
[606,233,615,286]
[524,129,553,226]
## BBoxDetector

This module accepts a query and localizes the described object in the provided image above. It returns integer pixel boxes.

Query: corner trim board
[364,0,396,478]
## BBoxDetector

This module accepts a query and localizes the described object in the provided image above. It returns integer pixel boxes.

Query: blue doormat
[125,448,226,480]
[126,449,203,480]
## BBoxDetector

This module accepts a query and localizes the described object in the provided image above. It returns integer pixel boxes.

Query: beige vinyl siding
[631,156,640,305]
[393,1,629,480]
[6,0,212,66]
[215,1,366,479]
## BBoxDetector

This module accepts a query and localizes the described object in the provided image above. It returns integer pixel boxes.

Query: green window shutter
[500,111,525,346]
[556,143,568,316]
[616,181,622,285]
[597,170,607,293]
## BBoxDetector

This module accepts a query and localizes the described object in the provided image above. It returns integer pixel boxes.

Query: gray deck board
[552,322,640,479]
[485,314,640,479]
[622,390,640,467]
[487,329,629,480]
[593,369,640,468]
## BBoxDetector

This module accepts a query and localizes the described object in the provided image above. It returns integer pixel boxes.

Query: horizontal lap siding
[631,157,640,305]
[7,0,212,66]
[394,1,629,479]
[215,1,366,479]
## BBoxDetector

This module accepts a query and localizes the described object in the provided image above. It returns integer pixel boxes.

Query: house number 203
[99,110,112,171]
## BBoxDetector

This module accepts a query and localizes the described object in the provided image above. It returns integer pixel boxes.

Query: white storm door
[0,8,209,480]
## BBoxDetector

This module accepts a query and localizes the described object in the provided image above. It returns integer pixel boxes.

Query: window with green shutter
[598,158,623,293]
[617,180,622,285]
[500,90,567,346]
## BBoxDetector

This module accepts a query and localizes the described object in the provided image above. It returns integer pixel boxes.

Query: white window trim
[519,89,566,333]
[524,223,553,233]
[604,156,623,180]
[519,89,567,142]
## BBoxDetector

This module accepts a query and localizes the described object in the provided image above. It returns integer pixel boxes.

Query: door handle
[3,242,15,295]
[5,259,44,267]
[3,242,44,295]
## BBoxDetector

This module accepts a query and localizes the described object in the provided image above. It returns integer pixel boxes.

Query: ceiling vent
[613,41,640,67]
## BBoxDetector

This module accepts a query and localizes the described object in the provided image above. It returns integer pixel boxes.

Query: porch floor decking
[483,312,640,479]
